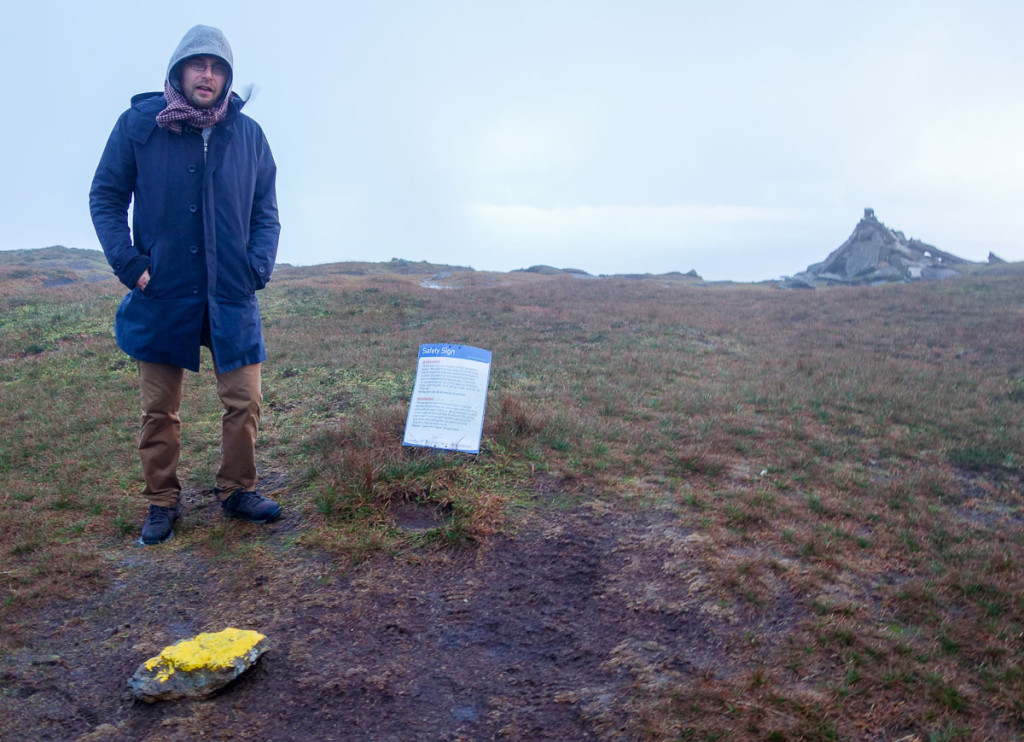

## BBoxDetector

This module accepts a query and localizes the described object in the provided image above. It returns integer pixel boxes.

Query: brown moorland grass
[0,261,1022,740]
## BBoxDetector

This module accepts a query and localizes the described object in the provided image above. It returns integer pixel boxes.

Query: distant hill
[0,247,705,290]
[513,265,592,276]
[275,257,479,278]
[0,246,114,288]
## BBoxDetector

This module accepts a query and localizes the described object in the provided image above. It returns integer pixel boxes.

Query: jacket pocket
[139,268,156,296]
[216,258,257,298]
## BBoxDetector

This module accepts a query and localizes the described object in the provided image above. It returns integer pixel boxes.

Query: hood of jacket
[166,24,234,101]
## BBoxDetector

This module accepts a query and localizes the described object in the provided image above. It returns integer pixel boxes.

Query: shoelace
[146,507,175,526]
[235,491,263,507]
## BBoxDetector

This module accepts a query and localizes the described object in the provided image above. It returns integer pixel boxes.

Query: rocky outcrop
[782,209,983,288]
[128,628,268,703]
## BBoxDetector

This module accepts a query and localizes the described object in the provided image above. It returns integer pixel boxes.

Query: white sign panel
[403,344,492,454]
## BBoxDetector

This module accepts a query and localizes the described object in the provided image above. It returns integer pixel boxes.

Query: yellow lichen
[143,628,265,683]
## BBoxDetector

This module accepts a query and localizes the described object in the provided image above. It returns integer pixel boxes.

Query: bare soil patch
[0,489,803,741]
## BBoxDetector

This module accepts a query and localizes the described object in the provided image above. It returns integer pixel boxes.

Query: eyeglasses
[185,58,229,76]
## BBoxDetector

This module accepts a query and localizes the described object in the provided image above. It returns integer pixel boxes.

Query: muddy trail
[0,488,803,741]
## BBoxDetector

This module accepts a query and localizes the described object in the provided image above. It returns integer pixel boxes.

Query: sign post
[403,344,492,454]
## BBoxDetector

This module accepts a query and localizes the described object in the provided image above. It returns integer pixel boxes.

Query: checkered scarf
[155,80,230,134]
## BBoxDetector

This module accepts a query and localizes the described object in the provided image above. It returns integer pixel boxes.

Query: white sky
[2,0,1021,281]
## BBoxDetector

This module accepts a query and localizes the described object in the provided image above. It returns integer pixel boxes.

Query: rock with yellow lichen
[128,628,268,703]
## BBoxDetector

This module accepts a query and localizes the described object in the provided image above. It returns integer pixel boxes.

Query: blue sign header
[418,343,492,364]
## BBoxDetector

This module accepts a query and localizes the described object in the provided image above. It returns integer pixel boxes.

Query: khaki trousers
[137,360,262,507]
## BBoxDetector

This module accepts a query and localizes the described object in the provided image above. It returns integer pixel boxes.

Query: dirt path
[0,497,803,741]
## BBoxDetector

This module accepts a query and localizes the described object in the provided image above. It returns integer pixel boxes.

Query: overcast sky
[2,0,1021,281]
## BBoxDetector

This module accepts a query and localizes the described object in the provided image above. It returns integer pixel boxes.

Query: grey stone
[128,629,268,703]
[921,266,961,281]
[787,272,818,289]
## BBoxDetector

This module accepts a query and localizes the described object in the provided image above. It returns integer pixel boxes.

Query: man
[90,25,282,545]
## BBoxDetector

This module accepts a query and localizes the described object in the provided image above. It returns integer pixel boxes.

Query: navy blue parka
[90,91,279,373]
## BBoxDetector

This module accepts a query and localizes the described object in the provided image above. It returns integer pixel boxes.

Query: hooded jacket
[90,26,279,374]
[166,23,234,97]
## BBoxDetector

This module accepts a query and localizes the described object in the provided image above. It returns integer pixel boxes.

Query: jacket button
[258,266,266,274]
[192,286,199,294]
[190,245,198,254]
[189,204,198,213]
[187,165,196,174]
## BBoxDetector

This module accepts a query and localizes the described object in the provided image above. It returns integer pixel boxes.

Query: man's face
[180,55,229,109]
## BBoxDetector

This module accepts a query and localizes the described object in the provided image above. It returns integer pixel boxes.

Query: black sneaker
[221,490,282,524]
[139,504,181,546]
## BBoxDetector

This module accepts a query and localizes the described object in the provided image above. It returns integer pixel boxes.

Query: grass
[1,258,1023,739]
